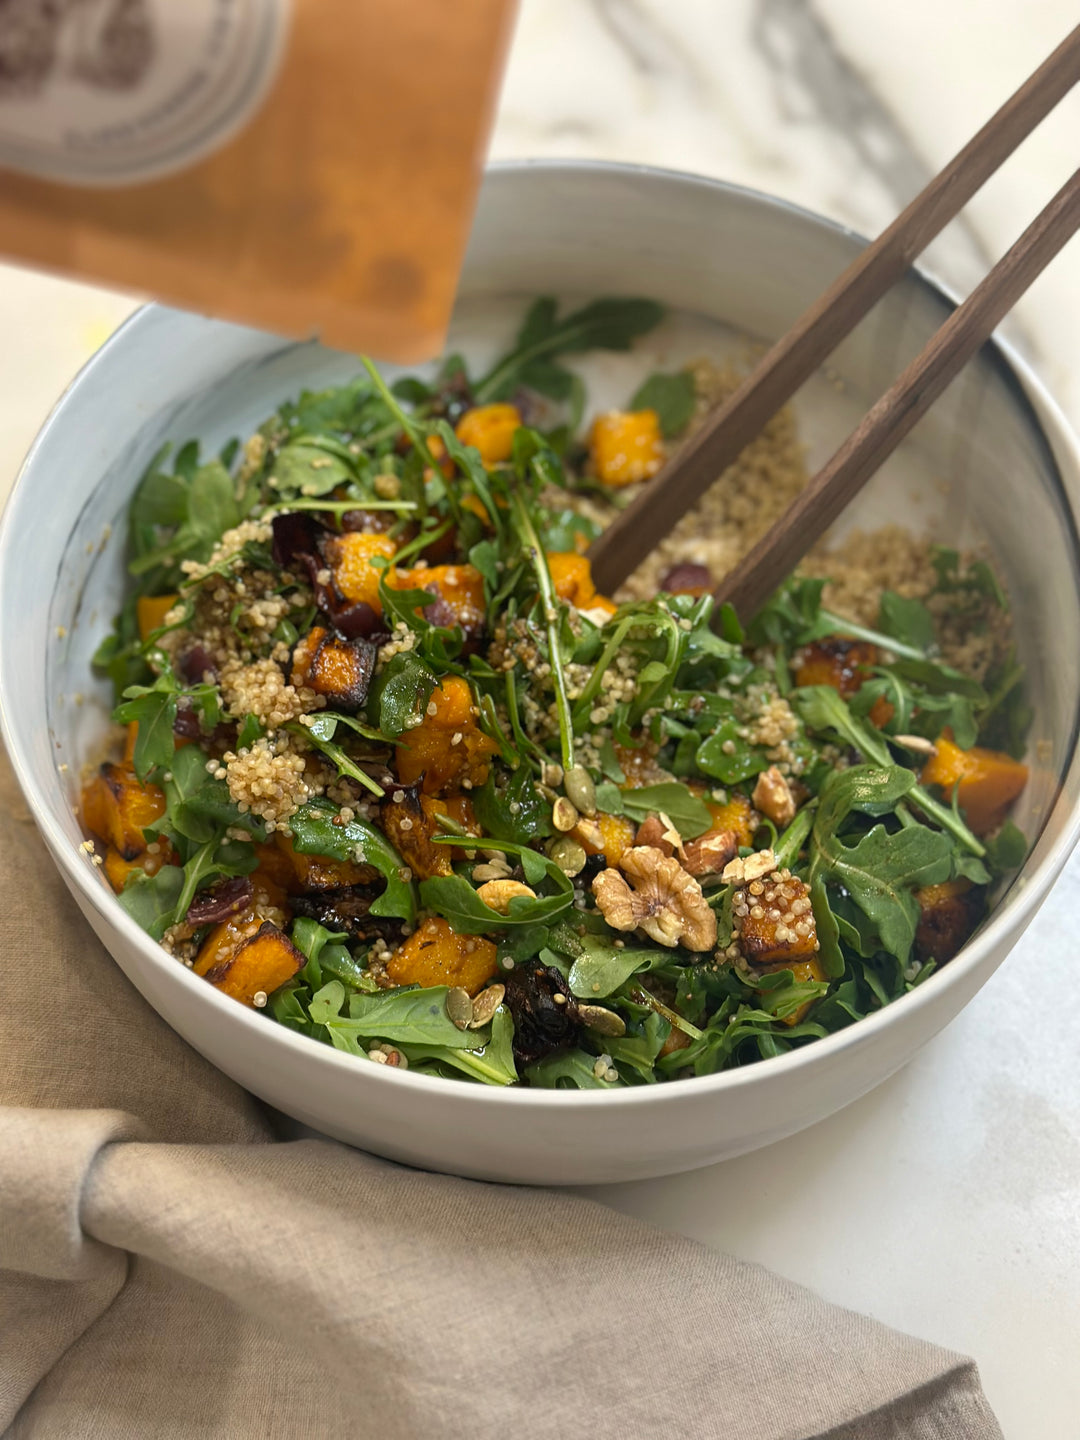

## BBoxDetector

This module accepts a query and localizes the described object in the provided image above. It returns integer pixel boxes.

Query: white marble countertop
[2,4,1078,1434]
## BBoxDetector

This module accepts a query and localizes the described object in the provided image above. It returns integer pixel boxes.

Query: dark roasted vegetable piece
[380,783,451,880]
[914,879,981,963]
[794,638,879,697]
[503,962,583,1067]
[290,625,376,712]
[270,512,390,642]
[291,886,405,942]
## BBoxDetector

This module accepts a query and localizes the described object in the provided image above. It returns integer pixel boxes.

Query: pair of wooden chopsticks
[587,24,1080,619]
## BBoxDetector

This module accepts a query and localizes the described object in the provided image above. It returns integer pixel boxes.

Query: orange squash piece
[195,921,305,1006]
[589,409,664,486]
[395,676,498,795]
[103,843,174,894]
[381,787,452,880]
[136,593,179,641]
[454,403,522,465]
[274,832,377,892]
[705,794,757,850]
[81,761,167,860]
[794,638,879,697]
[920,734,1028,836]
[613,738,669,789]
[914,878,978,963]
[738,873,818,968]
[290,625,374,711]
[385,916,498,996]
[779,958,826,1026]
[573,811,636,868]
[390,562,486,635]
[546,552,597,609]
[322,531,397,611]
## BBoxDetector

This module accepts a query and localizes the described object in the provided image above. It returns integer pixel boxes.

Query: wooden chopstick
[717,163,1080,619]
[587,22,1080,598]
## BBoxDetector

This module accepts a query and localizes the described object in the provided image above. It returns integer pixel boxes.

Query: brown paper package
[0,0,516,360]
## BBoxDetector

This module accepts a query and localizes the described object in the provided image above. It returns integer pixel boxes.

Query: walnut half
[592,845,717,952]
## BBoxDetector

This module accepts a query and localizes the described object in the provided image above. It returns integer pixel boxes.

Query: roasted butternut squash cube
[395,676,498,794]
[794,638,879,697]
[780,957,826,1026]
[136,593,179,641]
[705,793,757,849]
[920,735,1028,836]
[195,921,304,1006]
[274,832,377,892]
[915,878,979,963]
[386,916,497,995]
[103,843,174,894]
[290,625,375,711]
[380,786,453,880]
[81,761,167,860]
[546,552,597,609]
[390,563,486,636]
[322,531,397,611]
[735,871,818,967]
[454,403,522,465]
[572,811,636,868]
[589,409,664,486]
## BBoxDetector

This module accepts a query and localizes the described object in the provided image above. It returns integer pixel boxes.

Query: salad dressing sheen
[0,0,516,360]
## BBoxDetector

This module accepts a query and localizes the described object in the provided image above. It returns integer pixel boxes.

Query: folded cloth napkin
[0,748,1002,1440]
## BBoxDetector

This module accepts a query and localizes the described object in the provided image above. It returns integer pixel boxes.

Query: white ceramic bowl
[4,161,1080,1185]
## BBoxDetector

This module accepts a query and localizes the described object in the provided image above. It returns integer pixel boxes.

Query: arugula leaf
[290,799,416,925]
[473,763,552,845]
[270,438,357,497]
[189,461,240,544]
[526,1049,621,1089]
[566,936,667,998]
[286,720,384,799]
[985,819,1027,871]
[419,868,573,932]
[877,591,937,652]
[473,296,665,403]
[114,679,177,780]
[811,766,952,963]
[629,371,696,437]
[696,719,770,786]
[608,783,713,838]
[402,1006,518,1086]
[335,985,477,1048]
[115,863,185,936]
[367,651,437,738]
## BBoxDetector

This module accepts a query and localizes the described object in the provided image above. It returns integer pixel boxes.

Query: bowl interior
[3,165,1080,1162]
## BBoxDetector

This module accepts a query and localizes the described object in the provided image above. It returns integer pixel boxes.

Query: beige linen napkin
[0,748,1002,1440]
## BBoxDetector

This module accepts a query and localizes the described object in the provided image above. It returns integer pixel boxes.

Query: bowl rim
[4,156,1080,1111]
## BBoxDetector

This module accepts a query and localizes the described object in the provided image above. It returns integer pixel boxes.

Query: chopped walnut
[722,848,777,885]
[681,828,738,877]
[476,879,536,914]
[752,766,797,826]
[634,811,683,856]
[592,845,717,951]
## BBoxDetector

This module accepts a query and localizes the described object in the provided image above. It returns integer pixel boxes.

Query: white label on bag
[0,0,290,186]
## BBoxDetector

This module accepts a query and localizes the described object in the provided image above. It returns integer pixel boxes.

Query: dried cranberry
[659,562,714,596]
[178,644,218,685]
[186,876,253,926]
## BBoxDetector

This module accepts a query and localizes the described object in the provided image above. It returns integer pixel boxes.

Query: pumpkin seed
[467,983,505,1029]
[564,765,597,817]
[552,796,579,832]
[576,1003,626,1037]
[549,836,587,876]
[446,986,474,1030]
